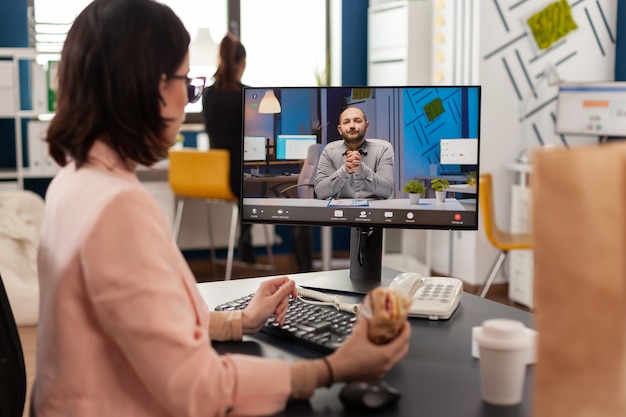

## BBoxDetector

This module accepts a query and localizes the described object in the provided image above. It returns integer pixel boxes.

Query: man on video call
[314,106,394,200]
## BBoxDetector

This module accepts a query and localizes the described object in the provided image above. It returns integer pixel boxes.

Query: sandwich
[361,286,412,344]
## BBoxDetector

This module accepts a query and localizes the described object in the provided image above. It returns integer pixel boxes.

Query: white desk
[242,197,477,273]
[244,197,472,212]
[447,184,477,194]
[242,197,475,230]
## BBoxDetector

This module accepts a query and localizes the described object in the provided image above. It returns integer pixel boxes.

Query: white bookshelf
[0,47,57,190]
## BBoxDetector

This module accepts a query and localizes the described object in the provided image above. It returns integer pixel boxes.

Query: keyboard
[214,294,357,353]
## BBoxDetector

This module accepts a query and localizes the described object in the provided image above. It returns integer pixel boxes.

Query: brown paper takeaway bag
[533,142,626,417]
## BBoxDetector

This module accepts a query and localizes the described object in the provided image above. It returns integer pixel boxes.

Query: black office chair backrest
[0,272,27,417]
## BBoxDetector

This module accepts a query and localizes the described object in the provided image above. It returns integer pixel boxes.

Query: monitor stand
[349,226,383,290]
[301,226,386,295]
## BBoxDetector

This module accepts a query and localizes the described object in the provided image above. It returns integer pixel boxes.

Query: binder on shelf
[0,61,15,116]
[0,181,18,192]
[27,120,59,175]
[47,61,59,112]
[27,120,46,173]
[42,151,60,176]
[31,62,47,114]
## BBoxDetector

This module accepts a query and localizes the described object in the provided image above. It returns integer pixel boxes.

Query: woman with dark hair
[33,1,410,416]
[202,34,314,271]
[201,34,255,263]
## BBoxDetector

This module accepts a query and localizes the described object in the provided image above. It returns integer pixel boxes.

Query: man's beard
[342,130,365,145]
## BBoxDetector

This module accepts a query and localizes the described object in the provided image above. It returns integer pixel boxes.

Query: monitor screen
[241,86,481,289]
[555,82,626,137]
[276,134,318,160]
[243,136,267,162]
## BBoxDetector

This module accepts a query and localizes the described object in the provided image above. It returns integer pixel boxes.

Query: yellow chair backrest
[479,173,499,247]
[479,173,532,250]
[168,148,237,201]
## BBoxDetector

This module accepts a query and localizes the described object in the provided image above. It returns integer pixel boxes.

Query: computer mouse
[339,380,400,410]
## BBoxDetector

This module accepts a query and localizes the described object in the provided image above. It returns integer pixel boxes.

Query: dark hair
[212,33,246,93]
[47,0,190,168]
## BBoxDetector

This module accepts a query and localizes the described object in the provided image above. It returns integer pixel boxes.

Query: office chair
[0,272,27,417]
[168,148,275,280]
[478,173,533,298]
[278,143,324,199]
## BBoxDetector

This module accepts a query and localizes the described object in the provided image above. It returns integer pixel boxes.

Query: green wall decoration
[527,0,578,50]
[424,97,445,122]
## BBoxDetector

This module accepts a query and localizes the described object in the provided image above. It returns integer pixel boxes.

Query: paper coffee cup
[476,319,531,406]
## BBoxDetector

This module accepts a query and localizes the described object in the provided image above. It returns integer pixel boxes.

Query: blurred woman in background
[201,34,255,263]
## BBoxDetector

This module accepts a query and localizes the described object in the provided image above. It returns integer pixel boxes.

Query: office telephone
[388,272,463,320]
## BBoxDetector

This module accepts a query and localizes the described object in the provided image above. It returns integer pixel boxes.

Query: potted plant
[403,179,426,205]
[465,171,477,187]
[431,178,450,203]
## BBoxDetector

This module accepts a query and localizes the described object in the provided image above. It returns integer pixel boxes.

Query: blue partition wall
[341,0,367,86]
[0,0,28,47]
[0,0,28,172]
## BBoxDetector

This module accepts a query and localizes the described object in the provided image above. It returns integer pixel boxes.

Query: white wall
[427,0,480,282]
[367,1,434,276]
[476,0,617,284]
[367,0,618,285]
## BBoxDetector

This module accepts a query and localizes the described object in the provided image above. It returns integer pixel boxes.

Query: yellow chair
[478,173,533,298]
[168,148,275,280]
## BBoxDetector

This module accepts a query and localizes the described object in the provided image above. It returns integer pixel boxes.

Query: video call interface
[241,86,481,230]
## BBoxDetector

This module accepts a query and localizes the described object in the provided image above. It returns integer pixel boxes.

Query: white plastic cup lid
[476,319,531,351]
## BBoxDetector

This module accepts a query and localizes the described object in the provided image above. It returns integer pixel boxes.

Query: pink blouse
[33,141,292,416]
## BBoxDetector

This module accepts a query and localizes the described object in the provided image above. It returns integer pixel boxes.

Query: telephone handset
[388,272,463,320]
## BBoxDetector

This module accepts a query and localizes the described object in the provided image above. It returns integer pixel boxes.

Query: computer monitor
[276,134,318,160]
[555,82,626,138]
[243,136,267,162]
[241,86,481,291]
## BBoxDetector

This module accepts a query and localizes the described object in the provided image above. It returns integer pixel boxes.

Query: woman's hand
[242,277,297,335]
[326,316,410,382]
